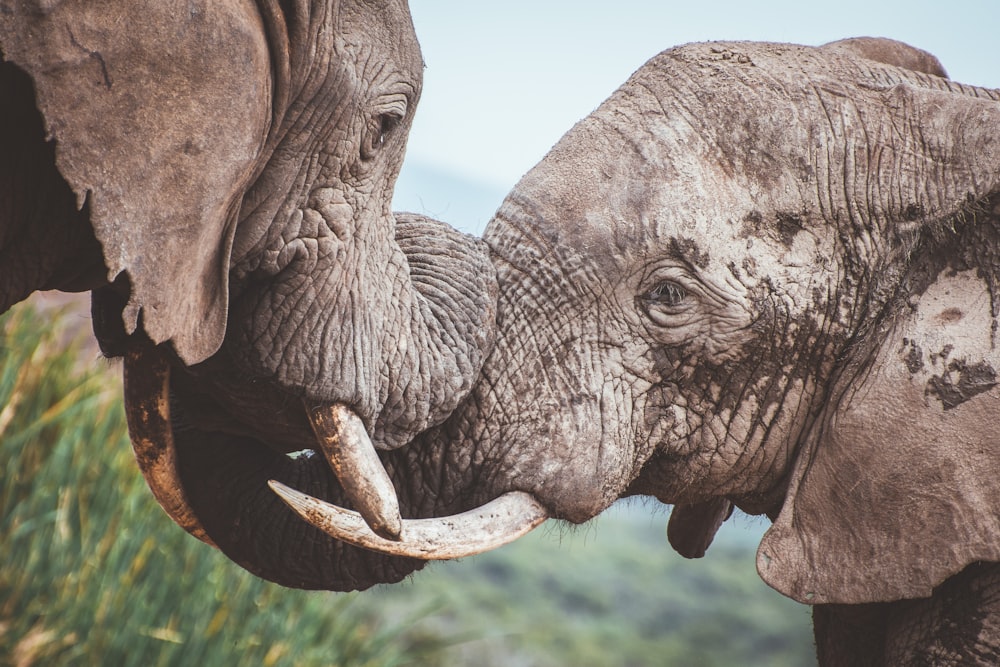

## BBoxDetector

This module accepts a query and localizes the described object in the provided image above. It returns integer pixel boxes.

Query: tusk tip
[303,403,405,543]
[268,480,403,541]
[370,508,403,541]
[371,522,402,542]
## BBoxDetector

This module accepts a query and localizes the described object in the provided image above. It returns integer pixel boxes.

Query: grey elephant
[0,1,496,550]
[6,6,1000,661]
[222,38,996,663]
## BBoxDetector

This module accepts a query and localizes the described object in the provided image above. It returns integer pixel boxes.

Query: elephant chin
[121,341,550,588]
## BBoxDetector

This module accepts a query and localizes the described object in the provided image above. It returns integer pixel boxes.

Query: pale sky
[399,0,1000,201]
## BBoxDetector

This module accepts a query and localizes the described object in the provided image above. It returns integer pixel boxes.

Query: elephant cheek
[305,187,353,242]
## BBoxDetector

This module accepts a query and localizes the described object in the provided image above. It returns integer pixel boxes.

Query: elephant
[208,37,997,664]
[6,7,1000,661]
[0,1,498,549]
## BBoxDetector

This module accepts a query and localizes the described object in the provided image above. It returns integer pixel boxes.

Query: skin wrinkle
[222,1,443,440]
[479,215,638,517]
[719,359,772,469]
[813,84,844,232]
[103,38,1000,602]
[598,54,876,508]
[591,107,662,175]
[492,197,563,275]
[651,270,797,496]
[633,65,724,171]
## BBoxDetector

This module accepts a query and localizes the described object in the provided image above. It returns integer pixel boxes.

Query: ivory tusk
[268,480,549,560]
[304,402,403,541]
[123,343,216,547]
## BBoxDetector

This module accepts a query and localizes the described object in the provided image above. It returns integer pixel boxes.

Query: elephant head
[0,1,496,563]
[279,38,1000,605]
[478,38,1000,606]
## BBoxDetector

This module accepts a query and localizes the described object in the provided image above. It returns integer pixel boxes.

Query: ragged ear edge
[0,1,273,364]
[758,264,1000,605]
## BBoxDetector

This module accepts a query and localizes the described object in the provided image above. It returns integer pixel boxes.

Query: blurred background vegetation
[0,299,816,666]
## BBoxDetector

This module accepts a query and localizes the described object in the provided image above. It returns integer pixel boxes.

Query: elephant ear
[819,36,948,78]
[757,66,1000,605]
[0,1,272,363]
[758,265,1000,604]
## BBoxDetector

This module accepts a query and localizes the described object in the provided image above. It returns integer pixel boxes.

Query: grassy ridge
[0,305,451,666]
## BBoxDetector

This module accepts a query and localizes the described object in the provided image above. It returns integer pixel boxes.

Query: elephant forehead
[495,41,864,295]
[340,0,422,74]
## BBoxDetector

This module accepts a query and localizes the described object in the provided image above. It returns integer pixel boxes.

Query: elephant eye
[361,112,402,160]
[638,279,693,326]
[643,280,688,308]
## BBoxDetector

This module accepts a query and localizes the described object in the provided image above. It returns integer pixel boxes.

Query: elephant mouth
[122,343,549,562]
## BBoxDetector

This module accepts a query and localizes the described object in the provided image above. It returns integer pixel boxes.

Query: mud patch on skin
[925,360,998,410]
[936,307,964,325]
[775,212,805,248]
[739,210,806,249]
[669,237,710,269]
[901,338,924,374]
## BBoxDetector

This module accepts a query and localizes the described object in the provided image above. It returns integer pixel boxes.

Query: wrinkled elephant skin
[234,38,1000,628]
[354,37,998,664]
[0,1,499,586]
[8,15,1000,663]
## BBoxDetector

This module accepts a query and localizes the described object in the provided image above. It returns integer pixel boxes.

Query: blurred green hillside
[365,505,816,666]
[0,300,815,665]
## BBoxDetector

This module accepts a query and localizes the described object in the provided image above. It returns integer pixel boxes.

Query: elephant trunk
[174,424,424,591]
[226,212,498,452]
[119,213,549,587]
[126,354,546,591]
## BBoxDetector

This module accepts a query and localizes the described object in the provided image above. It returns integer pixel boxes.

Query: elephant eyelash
[361,113,402,160]
[636,279,695,328]
[376,113,401,143]
[643,280,688,308]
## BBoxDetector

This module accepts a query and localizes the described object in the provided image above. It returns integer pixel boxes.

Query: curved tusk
[268,480,549,560]
[304,402,403,541]
[123,343,216,547]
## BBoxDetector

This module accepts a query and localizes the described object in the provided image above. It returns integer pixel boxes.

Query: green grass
[0,302,816,666]
[0,304,454,667]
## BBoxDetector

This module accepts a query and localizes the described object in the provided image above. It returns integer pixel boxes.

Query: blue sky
[394,1,999,232]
